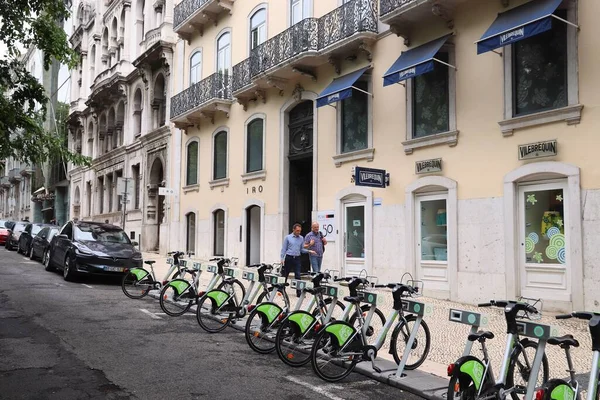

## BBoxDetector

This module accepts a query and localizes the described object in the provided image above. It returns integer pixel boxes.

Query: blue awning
[383,34,453,87]
[316,66,370,108]
[476,0,563,55]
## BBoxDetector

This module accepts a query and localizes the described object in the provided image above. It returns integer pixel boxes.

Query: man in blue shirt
[280,223,315,297]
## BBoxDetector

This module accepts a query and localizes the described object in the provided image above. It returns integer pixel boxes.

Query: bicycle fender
[324,321,356,348]
[287,311,316,335]
[541,379,575,400]
[256,302,283,324]
[452,355,487,392]
[168,279,191,296]
[129,268,149,281]
[206,289,230,308]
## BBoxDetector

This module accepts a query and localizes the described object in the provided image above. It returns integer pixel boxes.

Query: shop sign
[415,158,442,174]
[518,140,557,160]
[354,166,389,188]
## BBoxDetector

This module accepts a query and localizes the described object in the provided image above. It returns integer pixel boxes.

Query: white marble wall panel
[582,189,600,309]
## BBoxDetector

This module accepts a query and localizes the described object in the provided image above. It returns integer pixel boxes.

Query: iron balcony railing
[380,0,417,17]
[174,0,209,30]
[232,0,378,92]
[170,72,231,119]
[250,18,318,77]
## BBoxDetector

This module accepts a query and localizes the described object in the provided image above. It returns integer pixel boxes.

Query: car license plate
[105,266,124,272]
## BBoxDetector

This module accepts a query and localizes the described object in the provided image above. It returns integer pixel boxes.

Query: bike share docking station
[390,298,435,380]
[449,308,490,357]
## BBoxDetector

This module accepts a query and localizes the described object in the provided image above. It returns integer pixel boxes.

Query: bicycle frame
[586,351,600,400]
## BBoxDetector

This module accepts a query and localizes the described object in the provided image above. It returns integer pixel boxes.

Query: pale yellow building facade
[168,0,600,312]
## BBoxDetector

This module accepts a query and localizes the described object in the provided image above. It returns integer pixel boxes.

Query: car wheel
[29,245,35,260]
[44,250,55,272]
[63,254,75,281]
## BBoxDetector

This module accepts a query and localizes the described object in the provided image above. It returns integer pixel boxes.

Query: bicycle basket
[517,297,543,321]
[406,280,424,298]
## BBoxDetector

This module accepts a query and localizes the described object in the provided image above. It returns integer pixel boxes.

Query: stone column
[122,3,131,61]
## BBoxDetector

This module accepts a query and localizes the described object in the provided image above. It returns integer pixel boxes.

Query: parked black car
[5,222,27,251]
[18,223,53,255]
[45,220,142,281]
[29,226,60,262]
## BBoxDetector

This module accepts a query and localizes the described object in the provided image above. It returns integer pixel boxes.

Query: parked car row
[2,219,143,281]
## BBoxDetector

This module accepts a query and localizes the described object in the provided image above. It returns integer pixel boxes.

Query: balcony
[49,162,68,188]
[19,164,35,177]
[174,0,235,41]
[134,23,176,68]
[0,177,9,189]
[232,0,378,106]
[8,168,21,183]
[379,0,465,43]
[170,72,233,128]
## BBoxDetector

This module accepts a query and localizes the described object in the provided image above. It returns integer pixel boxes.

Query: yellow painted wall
[174,0,600,220]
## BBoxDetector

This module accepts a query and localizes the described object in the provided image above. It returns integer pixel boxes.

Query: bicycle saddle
[467,331,495,342]
[305,287,326,295]
[343,296,362,304]
[272,283,290,289]
[548,334,579,348]
[144,260,156,265]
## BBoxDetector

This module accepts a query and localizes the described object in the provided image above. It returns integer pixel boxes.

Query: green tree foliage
[0,0,90,167]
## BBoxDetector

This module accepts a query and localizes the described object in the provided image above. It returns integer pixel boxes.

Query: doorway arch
[242,199,264,267]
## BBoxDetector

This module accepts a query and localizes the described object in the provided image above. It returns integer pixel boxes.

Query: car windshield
[32,225,44,235]
[74,225,131,244]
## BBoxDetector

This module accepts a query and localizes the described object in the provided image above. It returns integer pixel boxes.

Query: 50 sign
[317,211,337,242]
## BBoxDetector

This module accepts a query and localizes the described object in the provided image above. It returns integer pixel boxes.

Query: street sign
[117,177,134,196]
[159,187,175,196]
[354,166,389,188]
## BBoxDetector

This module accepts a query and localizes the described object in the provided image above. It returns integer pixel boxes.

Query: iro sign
[354,166,389,189]
[518,140,557,160]
[415,158,442,174]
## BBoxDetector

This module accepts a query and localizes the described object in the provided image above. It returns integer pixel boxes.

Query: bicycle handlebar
[479,300,539,314]
[556,311,600,320]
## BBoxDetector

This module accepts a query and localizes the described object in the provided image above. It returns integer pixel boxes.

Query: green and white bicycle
[121,251,190,300]
[310,279,429,382]
[159,257,245,317]
[536,311,600,400]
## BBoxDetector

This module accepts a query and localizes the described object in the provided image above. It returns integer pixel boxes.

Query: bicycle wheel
[276,313,318,367]
[310,324,360,382]
[245,305,280,354]
[256,287,289,309]
[348,306,387,345]
[447,375,477,400]
[196,293,233,333]
[217,279,246,307]
[121,271,153,299]
[506,340,549,400]
[390,315,431,370]
[159,284,193,317]
[312,299,346,321]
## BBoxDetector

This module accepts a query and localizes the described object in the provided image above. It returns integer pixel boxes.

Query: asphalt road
[0,248,424,400]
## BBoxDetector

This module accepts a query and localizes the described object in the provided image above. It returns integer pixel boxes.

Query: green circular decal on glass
[330,288,335,295]
[468,314,476,324]
[413,304,421,313]
[534,326,544,337]
[368,294,374,303]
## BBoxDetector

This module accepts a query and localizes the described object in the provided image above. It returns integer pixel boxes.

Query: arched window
[186,140,198,186]
[186,212,196,254]
[213,209,225,256]
[216,32,231,75]
[250,9,266,51]
[133,89,143,136]
[213,131,227,180]
[246,118,263,173]
[190,51,201,85]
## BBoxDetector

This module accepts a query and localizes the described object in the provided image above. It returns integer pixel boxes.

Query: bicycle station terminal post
[391,299,433,379]
[448,308,489,357]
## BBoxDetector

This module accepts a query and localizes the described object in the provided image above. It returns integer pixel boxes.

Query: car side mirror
[131,241,139,247]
